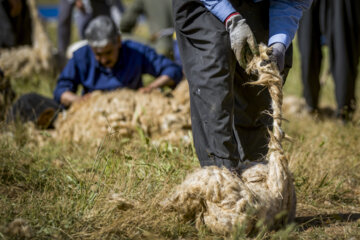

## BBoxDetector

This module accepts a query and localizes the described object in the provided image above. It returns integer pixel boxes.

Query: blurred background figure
[119,0,174,59]
[57,0,124,68]
[0,0,32,48]
[0,67,15,121]
[298,0,360,122]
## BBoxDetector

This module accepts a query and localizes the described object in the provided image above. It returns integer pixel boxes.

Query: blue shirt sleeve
[268,0,313,48]
[199,0,312,48]
[140,45,183,84]
[199,0,236,22]
[53,57,80,103]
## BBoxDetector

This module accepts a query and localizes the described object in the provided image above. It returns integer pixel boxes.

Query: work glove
[225,13,258,69]
[268,42,286,73]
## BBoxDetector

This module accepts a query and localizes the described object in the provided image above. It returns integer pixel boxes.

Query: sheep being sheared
[53,84,191,145]
[160,44,296,235]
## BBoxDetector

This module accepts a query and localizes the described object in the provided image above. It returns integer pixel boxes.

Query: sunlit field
[1,1,359,239]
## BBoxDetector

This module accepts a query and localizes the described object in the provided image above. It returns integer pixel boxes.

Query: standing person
[173,0,312,170]
[57,0,124,67]
[298,0,360,122]
[120,0,174,59]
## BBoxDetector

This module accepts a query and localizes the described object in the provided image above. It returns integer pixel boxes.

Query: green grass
[1,104,359,239]
[1,8,360,239]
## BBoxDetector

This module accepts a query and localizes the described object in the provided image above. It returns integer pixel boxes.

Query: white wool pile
[53,81,191,145]
[161,166,255,234]
[160,44,296,235]
[0,0,53,77]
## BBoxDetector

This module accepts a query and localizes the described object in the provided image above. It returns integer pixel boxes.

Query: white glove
[225,13,258,69]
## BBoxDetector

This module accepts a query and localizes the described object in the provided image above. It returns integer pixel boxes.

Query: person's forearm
[148,75,175,89]
[139,75,176,93]
[60,91,81,107]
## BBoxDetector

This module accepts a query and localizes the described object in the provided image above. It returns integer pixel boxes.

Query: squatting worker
[54,15,183,107]
[7,16,183,128]
[173,0,312,169]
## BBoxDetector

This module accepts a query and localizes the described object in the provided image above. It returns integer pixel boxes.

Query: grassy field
[1,6,360,240]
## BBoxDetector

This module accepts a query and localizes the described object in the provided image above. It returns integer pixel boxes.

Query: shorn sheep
[160,44,296,235]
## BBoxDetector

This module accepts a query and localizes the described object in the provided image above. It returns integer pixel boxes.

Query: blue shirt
[200,0,313,48]
[53,40,183,103]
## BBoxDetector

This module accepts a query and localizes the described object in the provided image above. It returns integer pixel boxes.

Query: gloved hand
[225,13,258,69]
[268,42,286,72]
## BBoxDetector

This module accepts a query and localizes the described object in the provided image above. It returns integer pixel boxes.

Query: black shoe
[335,108,354,125]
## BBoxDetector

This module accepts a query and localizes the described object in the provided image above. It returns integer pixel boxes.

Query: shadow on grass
[295,213,360,231]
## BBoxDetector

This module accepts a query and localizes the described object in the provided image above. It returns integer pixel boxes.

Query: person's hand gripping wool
[269,42,286,72]
[225,13,258,69]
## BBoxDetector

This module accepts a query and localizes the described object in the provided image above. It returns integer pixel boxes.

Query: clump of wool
[160,44,296,235]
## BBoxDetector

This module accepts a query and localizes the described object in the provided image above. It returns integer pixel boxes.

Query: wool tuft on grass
[160,44,296,235]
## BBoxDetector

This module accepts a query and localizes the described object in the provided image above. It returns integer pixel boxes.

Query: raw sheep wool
[53,81,191,145]
[160,44,296,235]
[0,0,53,77]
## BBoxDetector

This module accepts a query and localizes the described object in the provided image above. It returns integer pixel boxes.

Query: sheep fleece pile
[53,81,191,144]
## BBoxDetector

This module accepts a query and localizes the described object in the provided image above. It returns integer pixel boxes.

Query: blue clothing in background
[53,40,183,103]
[199,0,313,48]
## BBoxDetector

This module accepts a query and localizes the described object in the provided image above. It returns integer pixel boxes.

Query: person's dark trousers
[328,0,360,119]
[173,0,292,169]
[57,0,74,56]
[298,0,323,112]
[6,93,62,129]
[298,0,360,119]
[57,0,95,52]
[57,0,91,70]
